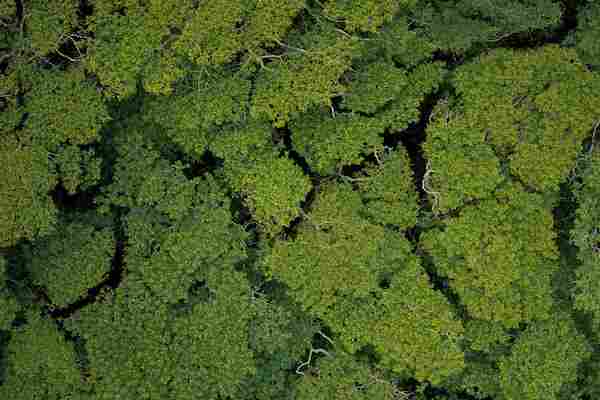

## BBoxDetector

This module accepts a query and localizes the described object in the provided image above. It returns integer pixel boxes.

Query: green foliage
[295,350,395,399]
[243,0,305,51]
[574,3,600,68]
[363,16,437,67]
[413,0,561,52]
[26,0,78,57]
[25,220,114,307]
[101,128,248,304]
[354,147,419,229]
[451,46,600,192]
[319,0,406,33]
[232,155,311,234]
[63,278,175,399]
[86,13,163,99]
[423,106,504,213]
[422,184,558,328]
[251,24,360,127]
[290,111,385,175]
[173,0,244,66]
[169,266,257,400]
[341,61,408,114]
[0,133,57,247]
[145,68,252,157]
[244,296,318,400]
[0,309,89,399]
[0,257,18,331]
[264,183,384,310]
[51,145,102,194]
[23,67,111,148]
[265,183,465,383]
[379,61,445,132]
[498,312,591,400]
[571,154,600,328]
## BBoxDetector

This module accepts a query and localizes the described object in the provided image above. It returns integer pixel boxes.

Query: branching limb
[296,347,331,375]
[422,161,441,214]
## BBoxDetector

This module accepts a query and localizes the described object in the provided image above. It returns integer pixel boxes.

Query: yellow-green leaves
[0,133,57,247]
[422,184,558,328]
[355,147,419,229]
[174,0,245,66]
[341,61,408,114]
[320,0,405,33]
[423,108,504,213]
[498,312,591,400]
[251,27,359,126]
[571,154,600,328]
[26,0,78,57]
[24,67,110,148]
[452,46,600,192]
[296,351,396,400]
[0,310,88,400]
[265,183,465,383]
[290,111,385,175]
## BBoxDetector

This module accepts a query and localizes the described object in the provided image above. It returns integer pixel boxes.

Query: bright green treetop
[0,309,89,400]
[423,104,504,213]
[571,153,600,328]
[251,23,361,127]
[290,111,385,175]
[354,147,419,229]
[0,132,57,247]
[452,45,600,192]
[498,312,591,400]
[295,350,396,399]
[422,183,559,328]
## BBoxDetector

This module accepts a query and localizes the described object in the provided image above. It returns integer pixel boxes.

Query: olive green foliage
[23,67,111,148]
[354,147,419,229]
[341,61,408,114]
[425,46,600,212]
[100,127,248,304]
[145,69,252,157]
[319,0,406,33]
[0,133,57,247]
[414,0,561,52]
[25,0,77,57]
[251,24,360,127]
[0,310,88,400]
[212,122,312,234]
[290,111,385,175]
[422,184,558,328]
[169,266,257,400]
[0,257,18,330]
[26,220,114,307]
[295,351,395,399]
[51,145,102,194]
[173,0,245,66]
[244,296,318,400]
[379,62,445,132]
[63,278,175,399]
[571,154,600,328]
[4,0,600,397]
[574,2,600,67]
[423,105,504,212]
[265,183,465,383]
[498,312,591,400]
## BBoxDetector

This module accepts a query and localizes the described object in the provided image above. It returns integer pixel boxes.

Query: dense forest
[1,0,600,399]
